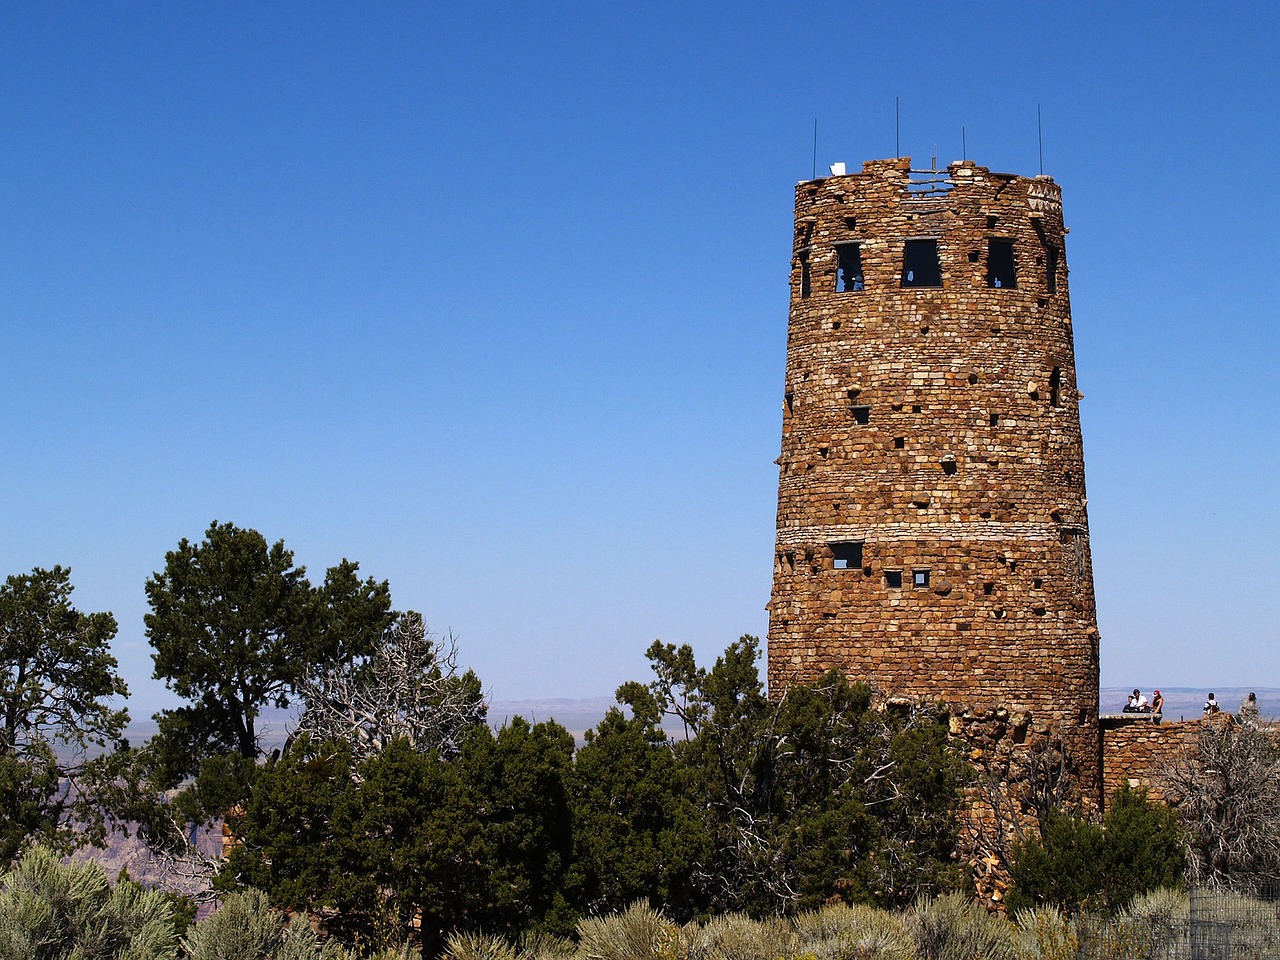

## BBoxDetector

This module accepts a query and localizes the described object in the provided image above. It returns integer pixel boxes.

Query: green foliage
[0,567,128,866]
[568,707,708,920]
[627,637,967,916]
[1007,786,1185,915]
[1010,905,1079,960]
[146,521,392,777]
[222,738,373,938]
[0,845,177,960]
[227,720,576,953]
[789,902,913,960]
[0,748,59,867]
[907,892,1015,960]
[183,888,372,960]
[163,892,199,940]
[574,901,685,960]
[442,718,577,940]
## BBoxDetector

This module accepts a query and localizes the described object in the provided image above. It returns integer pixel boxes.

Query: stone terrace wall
[1100,717,1201,804]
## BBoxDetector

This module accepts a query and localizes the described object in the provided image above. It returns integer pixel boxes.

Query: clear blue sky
[3,2,1277,716]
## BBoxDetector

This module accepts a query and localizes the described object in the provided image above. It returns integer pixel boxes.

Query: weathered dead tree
[1159,717,1280,893]
[293,611,486,764]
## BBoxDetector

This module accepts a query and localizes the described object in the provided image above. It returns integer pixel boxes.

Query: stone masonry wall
[767,158,1101,801]
[1100,718,1201,803]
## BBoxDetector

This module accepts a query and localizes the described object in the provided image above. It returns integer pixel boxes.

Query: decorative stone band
[774,520,1076,545]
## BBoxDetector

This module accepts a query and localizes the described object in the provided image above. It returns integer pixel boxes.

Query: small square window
[885,570,903,589]
[851,405,870,425]
[893,437,905,449]
[913,569,930,589]
[831,541,863,569]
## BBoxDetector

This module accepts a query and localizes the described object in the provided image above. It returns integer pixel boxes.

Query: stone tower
[767,157,1100,799]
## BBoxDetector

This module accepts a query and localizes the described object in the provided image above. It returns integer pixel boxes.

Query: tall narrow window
[901,240,942,288]
[987,240,1017,288]
[799,254,811,298]
[1045,245,1059,294]
[830,541,863,570]
[1049,367,1062,407]
[835,243,864,292]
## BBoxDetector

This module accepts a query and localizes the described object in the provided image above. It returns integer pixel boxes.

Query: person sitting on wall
[1204,692,1220,715]
[1135,689,1151,712]
[1240,692,1259,720]
[1124,691,1139,713]
[1151,689,1164,715]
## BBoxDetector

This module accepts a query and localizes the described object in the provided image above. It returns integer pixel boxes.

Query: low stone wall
[1099,716,1203,804]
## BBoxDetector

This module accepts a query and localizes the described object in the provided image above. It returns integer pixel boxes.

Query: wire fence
[1186,884,1280,960]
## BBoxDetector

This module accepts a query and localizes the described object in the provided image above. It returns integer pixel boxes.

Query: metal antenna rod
[1038,104,1044,175]
[962,126,967,161]
[812,118,818,180]
[895,97,900,158]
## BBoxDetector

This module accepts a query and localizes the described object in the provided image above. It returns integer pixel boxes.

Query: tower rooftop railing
[905,168,954,197]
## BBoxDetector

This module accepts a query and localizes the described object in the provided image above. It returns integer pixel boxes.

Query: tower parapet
[768,157,1100,799]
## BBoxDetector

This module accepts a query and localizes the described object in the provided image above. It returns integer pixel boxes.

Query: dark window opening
[1078,708,1089,727]
[831,541,863,570]
[851,405,870,425]
[785,391,794,415]
[989,413,1000,427]
[920,325,930,334]
[987,215,999,229]
[831,320,841,330]
[847,388,861,400]
[893,437,905,449]
[1049,367,1062,407]
[912,404,922,413]
[844,216,857,231]
[941,457,957,475]
[987,240,1017,288]
[1033,606,1046,616]
[835,244,864,292]
[799,255,811,298]
[1033,578,1043,588]
[983,582,994,595]
[784,551,795,571]
[819,446,829,459]
[968,250,980,263]
[885,570,903,589]
[913,569,930,589]
[901,240,942,287]
[1046,246,1059,294]
[994,609,1005,619]
[968,373,979,384]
